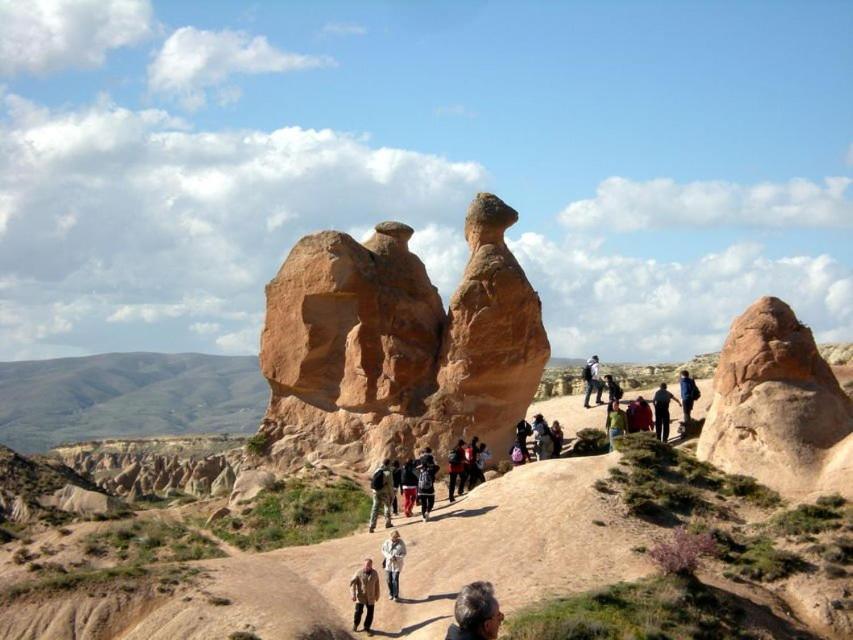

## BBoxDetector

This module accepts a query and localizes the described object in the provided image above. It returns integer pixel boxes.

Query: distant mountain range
[0,353,269,454]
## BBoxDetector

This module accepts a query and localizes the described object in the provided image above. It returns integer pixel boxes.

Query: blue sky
[0,0,851,362]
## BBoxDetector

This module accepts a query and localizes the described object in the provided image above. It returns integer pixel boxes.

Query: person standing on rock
[448,439,467,502]
[606,400,628,452]
[350,557,381,635]
[468,442,490,490]
[514,419,532,461]
[369,458,394,533]
[391,460,402,516]
[583,355,604,409]
[445,581,504,640]
[416,450,438,521]
[463,437,479,489]
[680,370,700,429]
[551,421,564,458]
[532,413,553,460]
[653,383,681,443]
[381,529,407,601]
[627,396,654,433]
[401,459,419,518]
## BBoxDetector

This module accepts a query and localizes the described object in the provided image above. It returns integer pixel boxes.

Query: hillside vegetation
[0,353,268,453]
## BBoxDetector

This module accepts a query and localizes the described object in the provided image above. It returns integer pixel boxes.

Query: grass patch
[83,519,226,564]
[570,429,609,456]
[245,433,269,456]
[712,530,808,582]
[769,500,847,537]
[208,477,371,552]
[502,574,763,639]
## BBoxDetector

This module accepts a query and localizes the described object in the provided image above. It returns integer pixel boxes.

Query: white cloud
[0,92,487,360]
[559,176,853,231]
[190,321,221,335]
[321,22,367,37]
[0,0,153,76]
[506,233,852,361]
[148,27,336,110]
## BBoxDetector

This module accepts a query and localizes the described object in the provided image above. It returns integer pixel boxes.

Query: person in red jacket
[627,396,654,433]
[448,439,467,502]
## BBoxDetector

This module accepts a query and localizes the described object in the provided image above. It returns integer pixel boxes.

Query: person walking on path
[463,437,479,490]
[583,355,604,409]
[445,581,504,640]
[653,383,681,443]
[551,421,564,458]
[400,459,419,518]
[350,557,381,635]
[469,442,491,490]
[627,396,654,433]
[381,530,407,601]
[391,460,402,515]
[448,439,467,502]
[368,458,394,533]
[514,419,532,461]
[416,449,438,521]
[607,400,628,452]
[680,370,700,429]
[531,413,554,461]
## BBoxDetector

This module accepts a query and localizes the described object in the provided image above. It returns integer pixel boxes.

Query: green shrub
[770,503,843,536]
[815,494,847,509]
[245,433,269,456]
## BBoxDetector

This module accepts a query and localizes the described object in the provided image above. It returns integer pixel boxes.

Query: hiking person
[509,437,527,466]
[448,438,467,502]
[602,374,624,429]
[551,420,564,458]
[532,413,553,460]
[582,355,604,409]
[468,442,489,490]
[514,419,532,461]
[381,530,407,601]
[653,382,681,443]
[607,400,628,452]
[350,557,381,635]
[445,581,504,640]
[464,437,479,488]
[401,459,419,517]
[416,449,438,522]
[680,370,701,429]
[391,460,402,515]
[627,396,654,433]
[368,458,394,533]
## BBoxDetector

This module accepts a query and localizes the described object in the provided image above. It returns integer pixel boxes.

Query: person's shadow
[428,505,497,522]
[396,592,458,604]
[366,614,452,637]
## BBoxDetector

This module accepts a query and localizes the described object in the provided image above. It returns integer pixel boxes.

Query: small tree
[648,526,717,575]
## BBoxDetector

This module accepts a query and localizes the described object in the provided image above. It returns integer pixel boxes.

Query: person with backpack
[350,557,381,635]
[602,374,624,429]
[368,458,394,533]
[627,396,654,433]
[391,460,402,515]
[416,449,438,521]
[463,437,479,490]
[653,382,682,443]
[679,370,700,428]
[551,421,564,458]
[509,438,526,466]
[582,355,604,409]
[514,420,532,461]
[531,414,553,460]
[448,439,467,502]
[606,400,628,452]
[381,529,407,601]
[401,459,419,518]
[472,442,491,487]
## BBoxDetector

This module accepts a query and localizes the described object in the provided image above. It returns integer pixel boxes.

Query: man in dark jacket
[445,581,503,640]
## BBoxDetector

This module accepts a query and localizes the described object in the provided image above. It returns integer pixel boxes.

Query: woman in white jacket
[381,529,407,601]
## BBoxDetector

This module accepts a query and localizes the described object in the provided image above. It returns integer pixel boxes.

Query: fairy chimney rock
[697,296,852,497]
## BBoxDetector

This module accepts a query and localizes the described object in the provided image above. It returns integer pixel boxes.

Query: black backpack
[448,448,462,465]
[691,380,702,401]
[612,382,624,400]
[370,468,385,491]
[581,364,593,381]
[417,467,434,492]
[516,421,531,439]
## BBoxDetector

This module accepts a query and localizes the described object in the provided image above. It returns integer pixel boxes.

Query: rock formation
[256,193,550,472]
[697,296,853,497]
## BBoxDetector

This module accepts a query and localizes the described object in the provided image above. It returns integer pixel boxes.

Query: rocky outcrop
[257,193,550,473]
[697,297,853,497]
[38,484,124,518]
[51,437,244,501]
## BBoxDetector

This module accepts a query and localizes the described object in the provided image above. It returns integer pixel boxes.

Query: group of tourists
[350,547,502,639]
[509,413,564,464]
[368,438,493,532]
[604,369,701,450]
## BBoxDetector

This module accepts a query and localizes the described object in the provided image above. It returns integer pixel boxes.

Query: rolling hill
[0,353,268,454]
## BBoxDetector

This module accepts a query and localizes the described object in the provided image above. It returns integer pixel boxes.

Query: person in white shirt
[381,530,407,601]
[583,355,604,408]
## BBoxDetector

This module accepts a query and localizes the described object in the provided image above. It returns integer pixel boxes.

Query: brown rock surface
[257,193,550,474]
[697,296,853,498]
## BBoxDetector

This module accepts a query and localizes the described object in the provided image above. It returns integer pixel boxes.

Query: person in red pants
[400,459,419,517]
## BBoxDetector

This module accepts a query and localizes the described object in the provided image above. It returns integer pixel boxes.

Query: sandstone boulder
[697,296,853,497]
[38,484,124,517]
[230,469,276,504]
